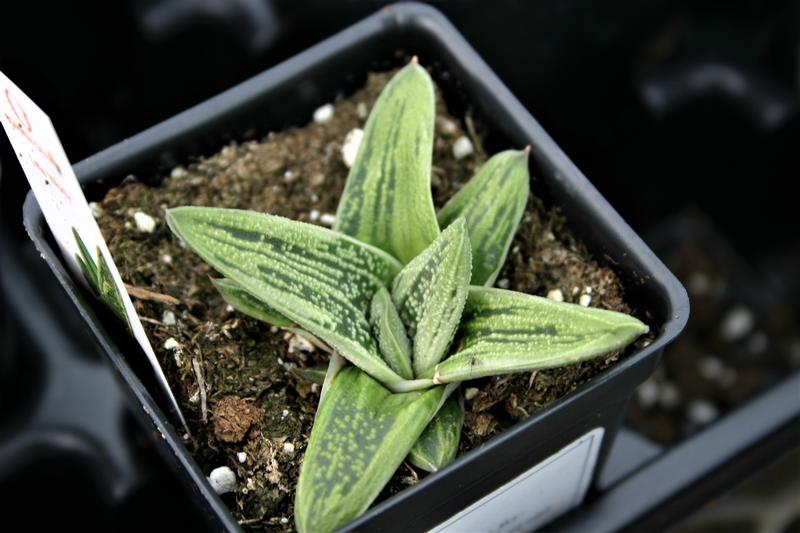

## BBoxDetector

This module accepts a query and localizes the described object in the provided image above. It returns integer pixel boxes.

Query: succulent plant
[166,59,648,532]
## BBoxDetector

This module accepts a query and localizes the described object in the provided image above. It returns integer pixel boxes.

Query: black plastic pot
[23,3,689,531]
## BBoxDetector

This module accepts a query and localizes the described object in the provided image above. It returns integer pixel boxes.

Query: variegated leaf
[73,227,130,329]
[437,149,530,286]
[166,207,406,388]
[334,60,440,263]
[212,277,293,327]
[424,287,649,383]
[295,367,447,533]
[391,218,472,377]
[370,287,414,380]
[408,393,463,472]
[291,365,327,385]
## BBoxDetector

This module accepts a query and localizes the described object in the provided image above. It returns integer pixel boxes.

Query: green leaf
[166,206,406,388]
[437,149,530,286]
[369,287,414,380]
[73,226,99,288]
[212,278,293,327]
[72,227,131,330]
[408,393,463,472]
[424,287,649,383]
[291,365,327,385]
[391,218,472,377]
[295,367,447,533]
[334,60,440,263]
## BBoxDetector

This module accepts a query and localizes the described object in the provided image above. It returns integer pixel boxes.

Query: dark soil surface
[95,69,648,530]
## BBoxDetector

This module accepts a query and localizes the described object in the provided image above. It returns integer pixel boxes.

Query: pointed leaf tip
[334,62,439,263]
[438,150,530,286]
[426,287,648,383]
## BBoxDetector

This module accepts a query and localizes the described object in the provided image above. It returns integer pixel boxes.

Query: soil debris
[213,395,265,443]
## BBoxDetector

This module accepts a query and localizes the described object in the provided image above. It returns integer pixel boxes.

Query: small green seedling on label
[167,59,648,533]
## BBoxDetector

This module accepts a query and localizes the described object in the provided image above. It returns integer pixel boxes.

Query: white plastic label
[431,427,605,533]
[0,70,187,431]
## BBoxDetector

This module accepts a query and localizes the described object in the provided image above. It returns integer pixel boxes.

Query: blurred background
[1,1,798,531]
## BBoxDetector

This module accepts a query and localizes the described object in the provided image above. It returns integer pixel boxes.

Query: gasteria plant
[165,58,648,532]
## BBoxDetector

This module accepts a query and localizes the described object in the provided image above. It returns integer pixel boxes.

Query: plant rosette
[23,4,689,532]
[165,61,648,532]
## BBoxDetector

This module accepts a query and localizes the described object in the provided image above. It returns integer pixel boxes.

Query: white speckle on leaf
[237,452,247,464]
[356,102,369,119]
[687,400,719,426]
[547,289,564,302]
[313,103,334,123]
[658,383,681,409]
[320,213,336,226]
[170,166,188,179]
[89,202,103,218]
[162,310,176,326]
[464,387,479,401]
[309,209,320,222]
[452,136,474,159]
[579,294,592,307]
[637,379,659,409]
[164,338,180,350]
[720,306,754,342]
[341,128,364,168]
[161,254,172,264]
[208,466,236,495]
[133,211,156,233]
[283,442,295,454]
[496,278,510,289]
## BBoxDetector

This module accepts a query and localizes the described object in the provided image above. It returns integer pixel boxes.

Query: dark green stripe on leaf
[166,207,405,387]
[334,62,440,263]
[295,368,446,533]
[437,149,530,286]
[425,287,649,382]
[212,278,293,327]
[408,393,463,472]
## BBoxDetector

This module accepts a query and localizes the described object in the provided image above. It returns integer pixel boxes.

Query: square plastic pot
[23,3,689,531]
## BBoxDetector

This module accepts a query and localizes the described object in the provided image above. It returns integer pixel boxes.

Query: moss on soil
[95,69,649,531]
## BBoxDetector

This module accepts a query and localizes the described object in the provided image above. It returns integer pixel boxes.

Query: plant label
[0,70,188,432]
[431,427,605,532]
